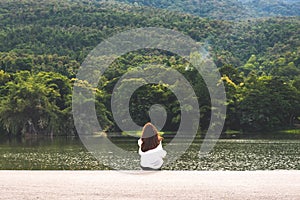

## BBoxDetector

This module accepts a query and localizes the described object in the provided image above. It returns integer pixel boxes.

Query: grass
[277,128,300,134]
[121,131,173,137]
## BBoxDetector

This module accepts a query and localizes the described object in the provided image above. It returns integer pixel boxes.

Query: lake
[0,135,299,170]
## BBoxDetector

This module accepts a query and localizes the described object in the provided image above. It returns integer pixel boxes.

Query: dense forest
[116,0,300,20]
[0,0,299,136]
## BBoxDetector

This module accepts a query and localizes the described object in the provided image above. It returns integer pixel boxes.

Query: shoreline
[1,170,299,199]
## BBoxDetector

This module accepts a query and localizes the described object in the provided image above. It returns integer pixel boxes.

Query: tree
[0,71,74,136]
[238,75,299,131]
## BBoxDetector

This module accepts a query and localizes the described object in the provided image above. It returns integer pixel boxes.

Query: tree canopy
[0,0,299,136]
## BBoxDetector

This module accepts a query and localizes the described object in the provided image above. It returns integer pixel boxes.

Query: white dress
[138,139,167,169]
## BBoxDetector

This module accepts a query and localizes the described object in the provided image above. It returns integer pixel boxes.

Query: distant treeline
[115,0,300,20]
[0,0,299,136]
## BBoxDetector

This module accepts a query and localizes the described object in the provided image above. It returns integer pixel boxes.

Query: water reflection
[0,135,80,147]
[0,134,299,170]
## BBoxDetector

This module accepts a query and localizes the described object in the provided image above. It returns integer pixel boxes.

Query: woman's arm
[161,150,167,158]
[138,138,142,146]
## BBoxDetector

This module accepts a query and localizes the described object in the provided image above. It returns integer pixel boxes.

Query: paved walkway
[1,170,299,199]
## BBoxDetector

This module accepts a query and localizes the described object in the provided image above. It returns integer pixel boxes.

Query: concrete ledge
[1,170,299,199]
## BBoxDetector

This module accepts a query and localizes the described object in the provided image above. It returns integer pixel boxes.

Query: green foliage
[0,0,299,135]
[0,0,299,64]
[0,52,80,78]
[0,71,74,135]
[237,76,300,131]
[116,0,300,20]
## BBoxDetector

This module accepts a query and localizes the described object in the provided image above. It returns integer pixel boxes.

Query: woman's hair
[141,122,163,152]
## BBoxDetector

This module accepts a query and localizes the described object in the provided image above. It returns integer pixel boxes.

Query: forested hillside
[115,0,300,20]
[0,0,299,136]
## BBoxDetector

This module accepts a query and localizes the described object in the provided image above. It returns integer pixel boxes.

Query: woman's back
[138,123,167,170]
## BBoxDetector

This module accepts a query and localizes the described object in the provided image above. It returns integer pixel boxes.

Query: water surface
[0,136,299,170]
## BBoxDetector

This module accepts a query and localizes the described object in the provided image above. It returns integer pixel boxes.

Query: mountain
[114,0,300,20]
[0,0,299,133]
[0,0,298,67]
[240,0,300,17]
